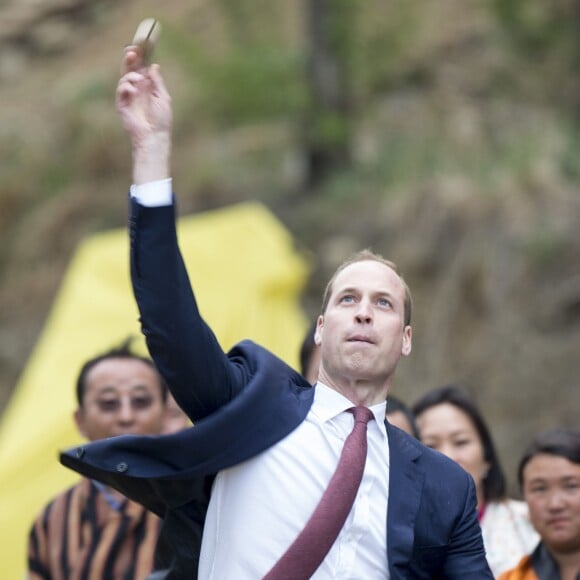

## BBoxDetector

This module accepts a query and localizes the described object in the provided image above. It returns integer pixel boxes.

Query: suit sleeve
[129,197,248,421]
[443,474,494,578]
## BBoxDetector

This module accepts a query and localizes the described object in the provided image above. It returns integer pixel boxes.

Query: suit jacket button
[116,461,129,473]
[76,447,85,459]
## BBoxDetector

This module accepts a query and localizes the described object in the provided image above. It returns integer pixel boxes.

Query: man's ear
[314,315,324,346]
[402,325,412,357]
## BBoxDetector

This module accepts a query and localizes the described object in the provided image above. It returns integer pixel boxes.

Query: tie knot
[349,406,374,425]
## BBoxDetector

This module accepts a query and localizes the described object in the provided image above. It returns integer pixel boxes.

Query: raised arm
[116,48,247,421]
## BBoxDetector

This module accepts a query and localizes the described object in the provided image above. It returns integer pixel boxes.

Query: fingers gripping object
[132,18,161,66]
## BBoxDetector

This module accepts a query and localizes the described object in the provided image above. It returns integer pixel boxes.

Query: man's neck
[318,372,390,406]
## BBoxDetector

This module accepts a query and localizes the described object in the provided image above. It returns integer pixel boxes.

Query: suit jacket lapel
[386,423,424,578]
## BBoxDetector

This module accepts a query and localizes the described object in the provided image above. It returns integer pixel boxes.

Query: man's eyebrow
[334,286,401,304]
[93,385,153,396]
[94,386,118,396]
[370,289,399,302]
[335,286,357,293]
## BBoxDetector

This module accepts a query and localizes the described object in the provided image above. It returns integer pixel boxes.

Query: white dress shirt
[130,184,391,578]
[130,178,173,206]
[199,383,390,579]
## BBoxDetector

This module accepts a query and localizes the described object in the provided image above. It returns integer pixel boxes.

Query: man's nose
[117,399,135,423]
[355,300,372,323]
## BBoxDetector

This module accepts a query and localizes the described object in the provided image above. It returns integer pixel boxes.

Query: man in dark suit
[61,46,493,579]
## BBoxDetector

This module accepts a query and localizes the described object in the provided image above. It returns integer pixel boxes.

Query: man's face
[162,394,191,434]
[74,357,166,441]
[315,260,412,388]
[523,453,580,554]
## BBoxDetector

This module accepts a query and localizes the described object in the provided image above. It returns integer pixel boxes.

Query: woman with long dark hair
[413,385,539,577]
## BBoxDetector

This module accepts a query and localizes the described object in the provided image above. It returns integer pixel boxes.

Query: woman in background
[413,384,539,577]
[498,428,580,580]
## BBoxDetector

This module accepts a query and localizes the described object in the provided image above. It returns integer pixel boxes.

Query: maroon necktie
[264,406,375,580]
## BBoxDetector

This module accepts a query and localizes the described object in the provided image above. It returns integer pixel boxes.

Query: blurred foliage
[41,161,73,197]
[560,125,580,179]
[524,229,566,266]
[491,0,580,110]
[3,1,580,222]
[318,116,551,203]
[161,0,307,128]
[198,47,306,124]
[492,0,580,53]
[7,0,580,205]
[307,109,350,148]
[354,1,422,98]
[161,1,425,131]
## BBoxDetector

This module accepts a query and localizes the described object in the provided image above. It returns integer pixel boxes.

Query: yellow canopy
[0,201,309,579]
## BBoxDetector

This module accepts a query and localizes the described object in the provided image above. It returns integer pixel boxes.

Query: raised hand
[117,47,172,145]
[116,47,172,184]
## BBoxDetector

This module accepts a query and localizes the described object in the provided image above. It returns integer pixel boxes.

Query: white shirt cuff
[130,178,173,207]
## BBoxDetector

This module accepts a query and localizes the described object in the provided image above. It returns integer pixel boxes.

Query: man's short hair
[75,338,168,407]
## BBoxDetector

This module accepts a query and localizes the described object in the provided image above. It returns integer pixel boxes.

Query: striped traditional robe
[27,478,161,580]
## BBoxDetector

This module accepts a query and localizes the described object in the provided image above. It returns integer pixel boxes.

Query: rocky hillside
[1,0,579,488]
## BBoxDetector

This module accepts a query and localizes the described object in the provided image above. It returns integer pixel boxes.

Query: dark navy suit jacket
[61,199,493,579]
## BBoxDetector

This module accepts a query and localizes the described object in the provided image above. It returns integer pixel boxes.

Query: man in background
[27,343,168,580]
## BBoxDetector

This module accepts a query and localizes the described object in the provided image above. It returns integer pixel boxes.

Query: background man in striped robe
[27,343,169,580]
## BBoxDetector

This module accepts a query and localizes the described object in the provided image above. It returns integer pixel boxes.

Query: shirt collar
[313,382,387,437]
